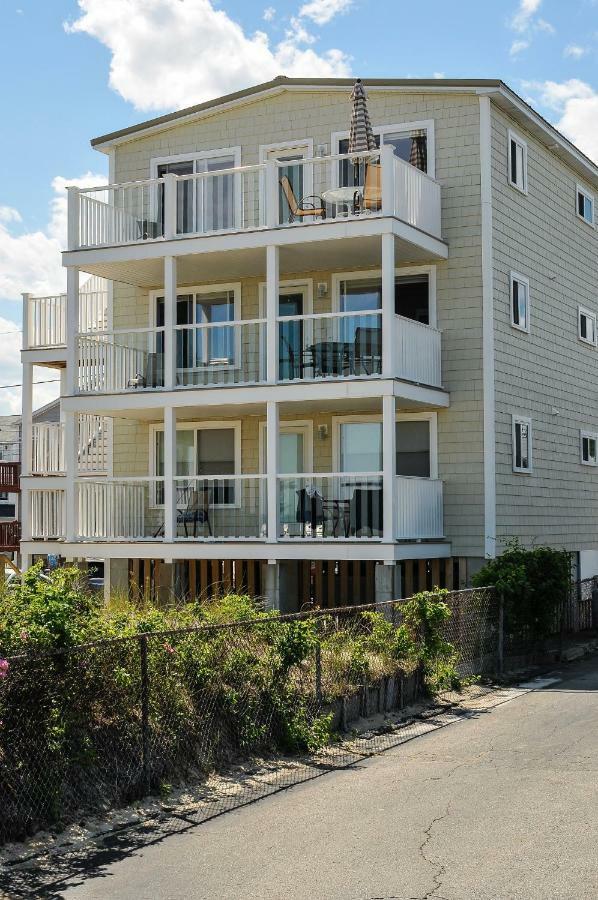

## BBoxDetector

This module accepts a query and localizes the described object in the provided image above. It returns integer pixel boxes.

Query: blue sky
[1,0,597,411]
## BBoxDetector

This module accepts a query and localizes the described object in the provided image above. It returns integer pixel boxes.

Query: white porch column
[380,143,395,217]
[266,400,279,542]
[381,232,395,379]
[163,173,177,241]
[67,186,80,251]
[20,361,33,544]
[382,393,396,543]
[264,560,280,610]
[21,292,30,351]
[266,245,279,384]
[64,410,78,542]
[163,256,177,390]
[163,407,177,542]
[21,361,33,478]
[65,266,79,394]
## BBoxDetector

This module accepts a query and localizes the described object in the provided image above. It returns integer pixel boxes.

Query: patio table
[322,186,360,216]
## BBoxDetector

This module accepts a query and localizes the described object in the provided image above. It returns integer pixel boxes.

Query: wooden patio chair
[279,175,326,223]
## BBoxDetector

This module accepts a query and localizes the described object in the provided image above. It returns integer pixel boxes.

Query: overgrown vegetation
[0,566,459,840]
[472,539,571,642]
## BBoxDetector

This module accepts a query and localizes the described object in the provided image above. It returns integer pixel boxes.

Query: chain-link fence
[0,581,594,851]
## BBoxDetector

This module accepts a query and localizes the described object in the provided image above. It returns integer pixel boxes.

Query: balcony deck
[63,150,447,284]
[25,475,444,550]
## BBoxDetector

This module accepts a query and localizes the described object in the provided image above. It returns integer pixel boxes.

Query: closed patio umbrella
[348,78,377,199]
[409,130,427,171]
[348,78,377,157]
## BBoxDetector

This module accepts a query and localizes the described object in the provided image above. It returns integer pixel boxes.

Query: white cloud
[263,6,275,21]
[299,0,352,25]
[527,79,598,163]
[535,18,554,34]
[564,44,588,58]
[0,172,105,302]
[65,0,351,113]
[510,39,530,56]
[511,0,543,32]
[0,206,22,224]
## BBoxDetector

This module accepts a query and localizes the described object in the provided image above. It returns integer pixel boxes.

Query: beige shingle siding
[491,103,598,552]
[108,87,487,557]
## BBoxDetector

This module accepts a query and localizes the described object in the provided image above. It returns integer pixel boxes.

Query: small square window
[508,131,528,194]
[581,431,598,466]
[510,273,529,332]
[512,415,532,473]
[578,307,597,346]
[577,186,594,226]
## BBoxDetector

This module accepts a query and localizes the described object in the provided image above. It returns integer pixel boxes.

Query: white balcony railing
[77,328,164,393]
[31,489,65,539]
[392,156,442,239]
[31,423,64,475]
[77,479,164,541]
[277,311,382,382]
[395,476,443,540]
[395,315,442,387]
[278,473,383,540]
[28,474,444,545]
[173,476,267,540]
[26,294,66,348]
[25,288,108,350]
[69,149,441,251]
[31,416,109,476]
[73,312,442,394]
[176,319,266,387]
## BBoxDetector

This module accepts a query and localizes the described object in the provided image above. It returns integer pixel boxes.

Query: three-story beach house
[19,77,598,606]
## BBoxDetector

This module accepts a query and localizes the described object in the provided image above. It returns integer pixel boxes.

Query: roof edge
[90,76,503,149]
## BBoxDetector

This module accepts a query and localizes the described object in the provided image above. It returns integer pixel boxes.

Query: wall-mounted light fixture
[317,282,328,299]
[317,424,329,440]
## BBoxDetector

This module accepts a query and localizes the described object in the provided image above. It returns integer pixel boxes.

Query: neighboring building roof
[32,398,60,424]
[90,76,598,189]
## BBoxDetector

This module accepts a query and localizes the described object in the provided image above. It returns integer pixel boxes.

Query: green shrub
[472,539,571,641]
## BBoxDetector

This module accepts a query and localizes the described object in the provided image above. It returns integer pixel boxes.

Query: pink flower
[163,642,175,655]
[0,659,9,679]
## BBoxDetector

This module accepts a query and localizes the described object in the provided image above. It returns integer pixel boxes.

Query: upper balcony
[65,148,445,273]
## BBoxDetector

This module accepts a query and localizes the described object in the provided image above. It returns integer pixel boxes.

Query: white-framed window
[152,283,241,377]
[510,272,530,333]
[150,147,241,235]
[512,415,532,473]
[332,412,438,476]
[581,430,598,466]
[578,306,597,346]
[151,421,241,506]
[508,130,528,194]
[332,266,437,327]
[576,185,594,226]
[332,119,435,183]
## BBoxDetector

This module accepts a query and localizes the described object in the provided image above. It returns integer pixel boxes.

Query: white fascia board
[21,540,452,562]
[21,348,67,366]
[63,217,448,271]
[61,378,449,416]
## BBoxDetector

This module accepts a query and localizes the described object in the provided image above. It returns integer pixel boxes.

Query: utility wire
[0,379,60,390]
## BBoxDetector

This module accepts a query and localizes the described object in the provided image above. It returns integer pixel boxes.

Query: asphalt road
[61,656,598,900]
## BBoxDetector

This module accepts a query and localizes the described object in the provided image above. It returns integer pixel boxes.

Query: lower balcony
[27,475,444,545]
[75,312,442,394]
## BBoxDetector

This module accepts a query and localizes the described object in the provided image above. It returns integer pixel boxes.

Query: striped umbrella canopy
[348,78,377,158]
